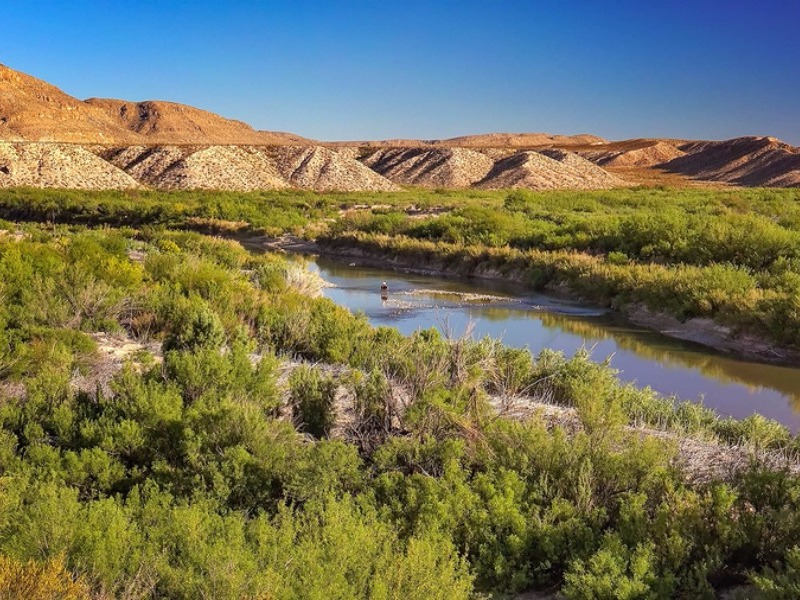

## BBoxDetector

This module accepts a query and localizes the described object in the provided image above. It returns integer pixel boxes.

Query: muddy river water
[300,254,800,432]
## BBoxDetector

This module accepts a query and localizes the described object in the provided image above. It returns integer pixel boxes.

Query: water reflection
[307,255,800,431]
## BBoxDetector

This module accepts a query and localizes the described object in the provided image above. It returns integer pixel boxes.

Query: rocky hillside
[268,146,400,192]
[101,145,290,191]
[1,63,797,190]
[0,63,311,146]
[578,140,687,167]
[85,98,309,146]
[0,64,139,144]
[100,145,399,192]
[661,136,800,187]
[360,147,495,188]
[475,149,627,190]
[0,142,139,189]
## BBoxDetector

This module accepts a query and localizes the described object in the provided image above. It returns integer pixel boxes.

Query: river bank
[241,233,800,367]
[276,359,800,486]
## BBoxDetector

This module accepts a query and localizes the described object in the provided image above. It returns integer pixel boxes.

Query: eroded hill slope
[361,147,495,188]
[476,150,627,190]
[661,137,800,187]
[101,145,290,191]
[0,142,140,189]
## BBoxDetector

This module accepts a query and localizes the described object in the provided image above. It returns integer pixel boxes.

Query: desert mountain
[328,133,606,149]
[660,137,800,187]
[441,133,607,148]
[1,64,798,190]
[476,150,626,190]
[360,148,495,188]
[0,63,311,145]
[0,64,140,144]
[85,99,309,146]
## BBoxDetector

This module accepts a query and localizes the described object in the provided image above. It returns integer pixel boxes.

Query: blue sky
[3,1,799,143]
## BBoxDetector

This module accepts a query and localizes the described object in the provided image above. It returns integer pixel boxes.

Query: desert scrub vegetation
[0,187,498,234]
[321,186,800,349]
[6,186,800,348]
[0,225,800,597]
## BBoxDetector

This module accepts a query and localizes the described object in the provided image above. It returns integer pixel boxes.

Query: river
[303,254,800,432]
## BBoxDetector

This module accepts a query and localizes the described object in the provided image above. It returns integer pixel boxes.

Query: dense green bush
[752,546,800,598]
[0,223,799,598]
[289,366,338,438]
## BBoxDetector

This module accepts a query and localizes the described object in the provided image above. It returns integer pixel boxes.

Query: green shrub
[289,366,337,438]
[752,546,800,599]
[162,295,226,352]
[353,369,393,433]
[562,534,660,600]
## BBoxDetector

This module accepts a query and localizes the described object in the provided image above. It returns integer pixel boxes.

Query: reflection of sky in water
[310,255,800,432]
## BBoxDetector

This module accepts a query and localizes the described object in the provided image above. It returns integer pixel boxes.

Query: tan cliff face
[0,63,797,190]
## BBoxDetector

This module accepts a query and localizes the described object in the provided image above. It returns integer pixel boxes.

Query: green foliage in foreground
[1,226,800,598]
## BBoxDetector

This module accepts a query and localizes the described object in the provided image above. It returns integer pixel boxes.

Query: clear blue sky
[4,1,799,144]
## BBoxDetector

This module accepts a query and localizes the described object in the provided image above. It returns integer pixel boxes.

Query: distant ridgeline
[1,63,798,191]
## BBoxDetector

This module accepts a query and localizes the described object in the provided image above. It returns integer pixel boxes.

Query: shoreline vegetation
[2,185,800,364]
[252,232,800,366]
[2,188,800,596]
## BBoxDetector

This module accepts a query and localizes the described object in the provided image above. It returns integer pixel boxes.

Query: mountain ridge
[0,63,798,189]
[0,63,313,146]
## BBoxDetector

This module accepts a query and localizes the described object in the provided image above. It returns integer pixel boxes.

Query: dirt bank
[623,304,800,364]
[242,234,800,367]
